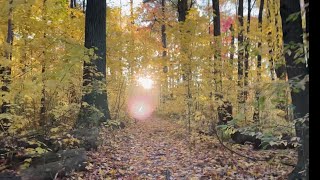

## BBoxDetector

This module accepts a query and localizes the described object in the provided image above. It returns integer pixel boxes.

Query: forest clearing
[0,0,309,179]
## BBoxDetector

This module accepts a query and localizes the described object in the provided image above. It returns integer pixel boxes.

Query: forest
[0,0,309,179]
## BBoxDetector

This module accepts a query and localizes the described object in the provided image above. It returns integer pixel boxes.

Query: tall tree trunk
[304,0,309,67]
[161,0,168,106]
[229,24,235,63]
[161,0,167,58]
[229,24,235,82]
[273,0,289,119]
[267,0,276,81]
[82,0,85,13]
[212,0,222,92]
[237,0,244,113]
[78,0,111,125]
[40,0,47,128]
[244,0,251,100]
[70,0,76,8]
[129,0,135,76]
[243,0,252,122]
[280,0,309,179]
[0,0,13,130]
[178,0,188,22]
[274,0,286,80]
[177,0,191,133]
[253,0,264,122]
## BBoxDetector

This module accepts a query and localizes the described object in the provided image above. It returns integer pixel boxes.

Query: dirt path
[74,117,295,179]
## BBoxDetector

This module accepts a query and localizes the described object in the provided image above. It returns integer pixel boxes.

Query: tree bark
[212,0,222,92]
[40,0,47,128]
[0,0,13,116]
[178,0,188,22]
[161,0,167,57]
[267,0,276,81]
[70,0,76,8]
[237,0,244,113]
[78,0,111,125]
[244,0,251,101]
[253,0,264,122]
[280,0,309,179]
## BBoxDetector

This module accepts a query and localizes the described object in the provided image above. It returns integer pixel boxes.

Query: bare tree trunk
[280,0,309,179]
[244,0,251,100]
[40,0,47,128]
[237,0,244,113]
[229,24,235,82]
[212,0,222,92]
[161,0,169,107]
[82,0,85,13]
[253,0,264,122]
[0,0,13,131]
[70,0,76,8]
[267,0,276,81]
[78,0,111,125]
[178,0,188,22]
[243,0,252,122]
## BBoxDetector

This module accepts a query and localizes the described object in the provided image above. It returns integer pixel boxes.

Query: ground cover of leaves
[72,117,296,180]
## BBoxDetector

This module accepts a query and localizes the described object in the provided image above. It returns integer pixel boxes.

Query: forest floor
[73,117,297,180]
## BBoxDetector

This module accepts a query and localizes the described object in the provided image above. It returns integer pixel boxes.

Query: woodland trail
[74,117,296,180]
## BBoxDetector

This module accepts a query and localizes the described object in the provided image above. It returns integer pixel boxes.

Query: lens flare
[137,77,153,89]
[128,95,155,120]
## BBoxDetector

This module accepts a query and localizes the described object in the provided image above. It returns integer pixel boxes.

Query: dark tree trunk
[0,0,13,130]
[212,0,221,37]
[212,0,222,92]
[229,24,235,64]
[178,0,188,22]
[280,0,309,179]
[253,0,264,122]
[267,0,275,81]
[1,0,13,109]
[237,0,244,112]
[274,1,287,80]
[40,0,47,128]
[161,0,168,106]
[273,0,288,119]
[257,0,263,79]
[78,0,111,125]
[70,0,76,8]
[161,0,167,57]
[82,0,85,13]
[304,0,309,67]
[244,0,251,101]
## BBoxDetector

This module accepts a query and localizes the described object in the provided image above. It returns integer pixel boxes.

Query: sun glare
[138,77,153,89]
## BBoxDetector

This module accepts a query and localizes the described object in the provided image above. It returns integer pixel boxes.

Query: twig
[280,160,296,167]
[214,129,273,162]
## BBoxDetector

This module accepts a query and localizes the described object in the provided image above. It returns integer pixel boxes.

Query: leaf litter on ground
[71,117,296,180]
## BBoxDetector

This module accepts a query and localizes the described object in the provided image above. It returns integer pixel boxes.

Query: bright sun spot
[138,77,153,89]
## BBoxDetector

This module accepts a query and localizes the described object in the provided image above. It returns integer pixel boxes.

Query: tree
[161,0,167,58]
[212,0,222,92]
[0,0,13,128]
[237,0,244,113]
[280,0,309,179]
[253,0,264,122]
[178,0,188,22]
[70,0,76,8]
[244,0,252,100]
[78,0,111,125]
[267,0,276,81]
[40,0,47,128]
